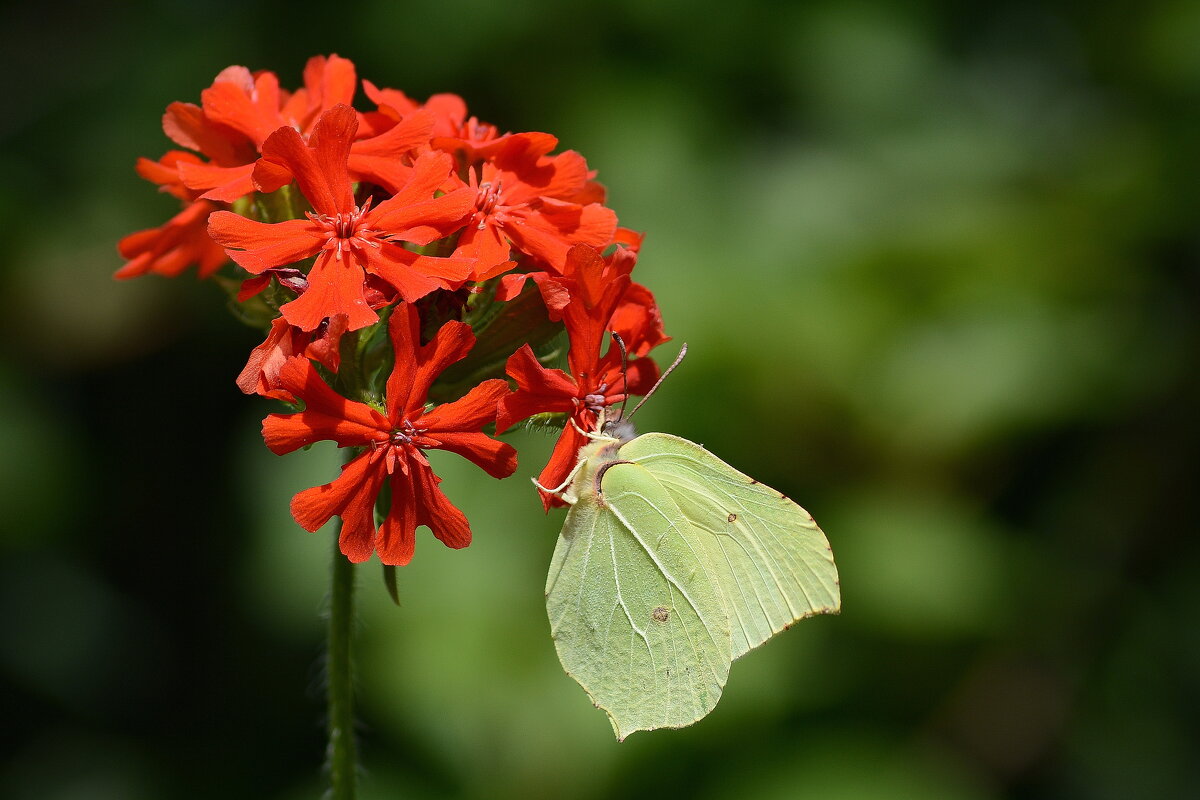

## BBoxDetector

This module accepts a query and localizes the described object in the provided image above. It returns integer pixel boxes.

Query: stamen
[308,202,382,260]
[389,419,427,448]
[583,383,610,413]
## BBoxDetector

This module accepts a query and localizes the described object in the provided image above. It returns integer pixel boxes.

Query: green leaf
[546,432,840,739]
[428,284,565,402]
[383,564,400,607]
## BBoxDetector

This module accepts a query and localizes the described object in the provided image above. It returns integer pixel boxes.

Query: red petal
[453,220,511,278]
[377,467,418,565]
[413,463,472,551]
[508,202,617,269]
[622,356,661,397]
[261,404,385,452]
[422,94,468,135]
[290,452,386,563]
[495,272,529,302]
[207,213,321,274]
[541,199,620,245]
[363,80,420,117]
[178,161,255,203]
[609,282,670,357]
[236,317,298,398]
[301,54,357,126]
[347,109,434,192]
[372,187,474,246]
[509,149,592,200]
[365,245,469,304]
[369,154,473,243]
[200,72,286,146]
[560,244,607,309]
[421,378,509,431]
[212,65,255,94]
[236,273,274,302]
[305,314,349,372]
[476,131,560,165]
[497,272,571,317]
[116,200,227,280]
[161,101,250,165]
[612,227,644,250]
[255,104,357,216]
[563,277,631,382]
[378,150,453,207]
[279,252,378,332]
[536,426,588,511]
[136,150,200,198]
[250,155,292,194]
[263,357,388,453]
[430,432,518,479]
[385,307,475,420]
[496,344,577,433]
[472,258,517,282]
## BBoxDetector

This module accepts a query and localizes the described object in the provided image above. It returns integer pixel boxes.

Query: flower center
[389,418,425,447]
[307,198,382,260]
[475,180,503,218]
[463,116,498,145]
[374,419,430,475]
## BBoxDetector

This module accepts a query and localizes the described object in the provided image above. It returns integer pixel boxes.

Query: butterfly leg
[532,456,589,501]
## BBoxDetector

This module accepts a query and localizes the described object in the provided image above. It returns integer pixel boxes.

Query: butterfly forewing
[546,457,730,740]
[618,433,841,660]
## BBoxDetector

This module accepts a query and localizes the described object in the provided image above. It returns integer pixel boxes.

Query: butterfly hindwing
[546,453,730,740]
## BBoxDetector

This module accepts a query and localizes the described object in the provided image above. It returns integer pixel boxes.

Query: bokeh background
[2,1,1198,798]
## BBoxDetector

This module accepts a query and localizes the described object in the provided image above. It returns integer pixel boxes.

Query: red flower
[360,80,468,140]
[496,245,663,508]
[178,56,358,202]
[237,314,349,401]
[452,142,618,280]
[115,200,228,279]
[262,304,517,565]
[118,56,431,281]
[207,104,476,332]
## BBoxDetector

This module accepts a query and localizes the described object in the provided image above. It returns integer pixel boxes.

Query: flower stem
[327,530,358,799]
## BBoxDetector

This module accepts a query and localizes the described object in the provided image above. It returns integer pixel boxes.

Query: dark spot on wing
[651,606,670,623]
[727,513,738,522]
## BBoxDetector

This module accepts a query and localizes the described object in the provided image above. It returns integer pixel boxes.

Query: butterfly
[542,344,841,739]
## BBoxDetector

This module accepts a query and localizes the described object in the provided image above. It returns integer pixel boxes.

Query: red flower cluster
[119,55,669,563]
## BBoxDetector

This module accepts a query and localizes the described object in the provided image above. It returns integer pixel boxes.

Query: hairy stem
[327,530,358,799]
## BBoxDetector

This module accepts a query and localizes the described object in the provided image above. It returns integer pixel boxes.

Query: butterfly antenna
[627,343,688,421]
[610,332,631,422]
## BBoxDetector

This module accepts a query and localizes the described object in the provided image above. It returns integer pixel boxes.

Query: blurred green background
[2,0,1198,798]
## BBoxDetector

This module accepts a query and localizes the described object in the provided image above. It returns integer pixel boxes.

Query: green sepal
[240,184,305,223]
[212,274,276,330]
[521,411,569,434]
[338,306,394,406]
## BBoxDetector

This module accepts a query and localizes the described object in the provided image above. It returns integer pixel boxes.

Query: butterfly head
[601,416,637,443]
